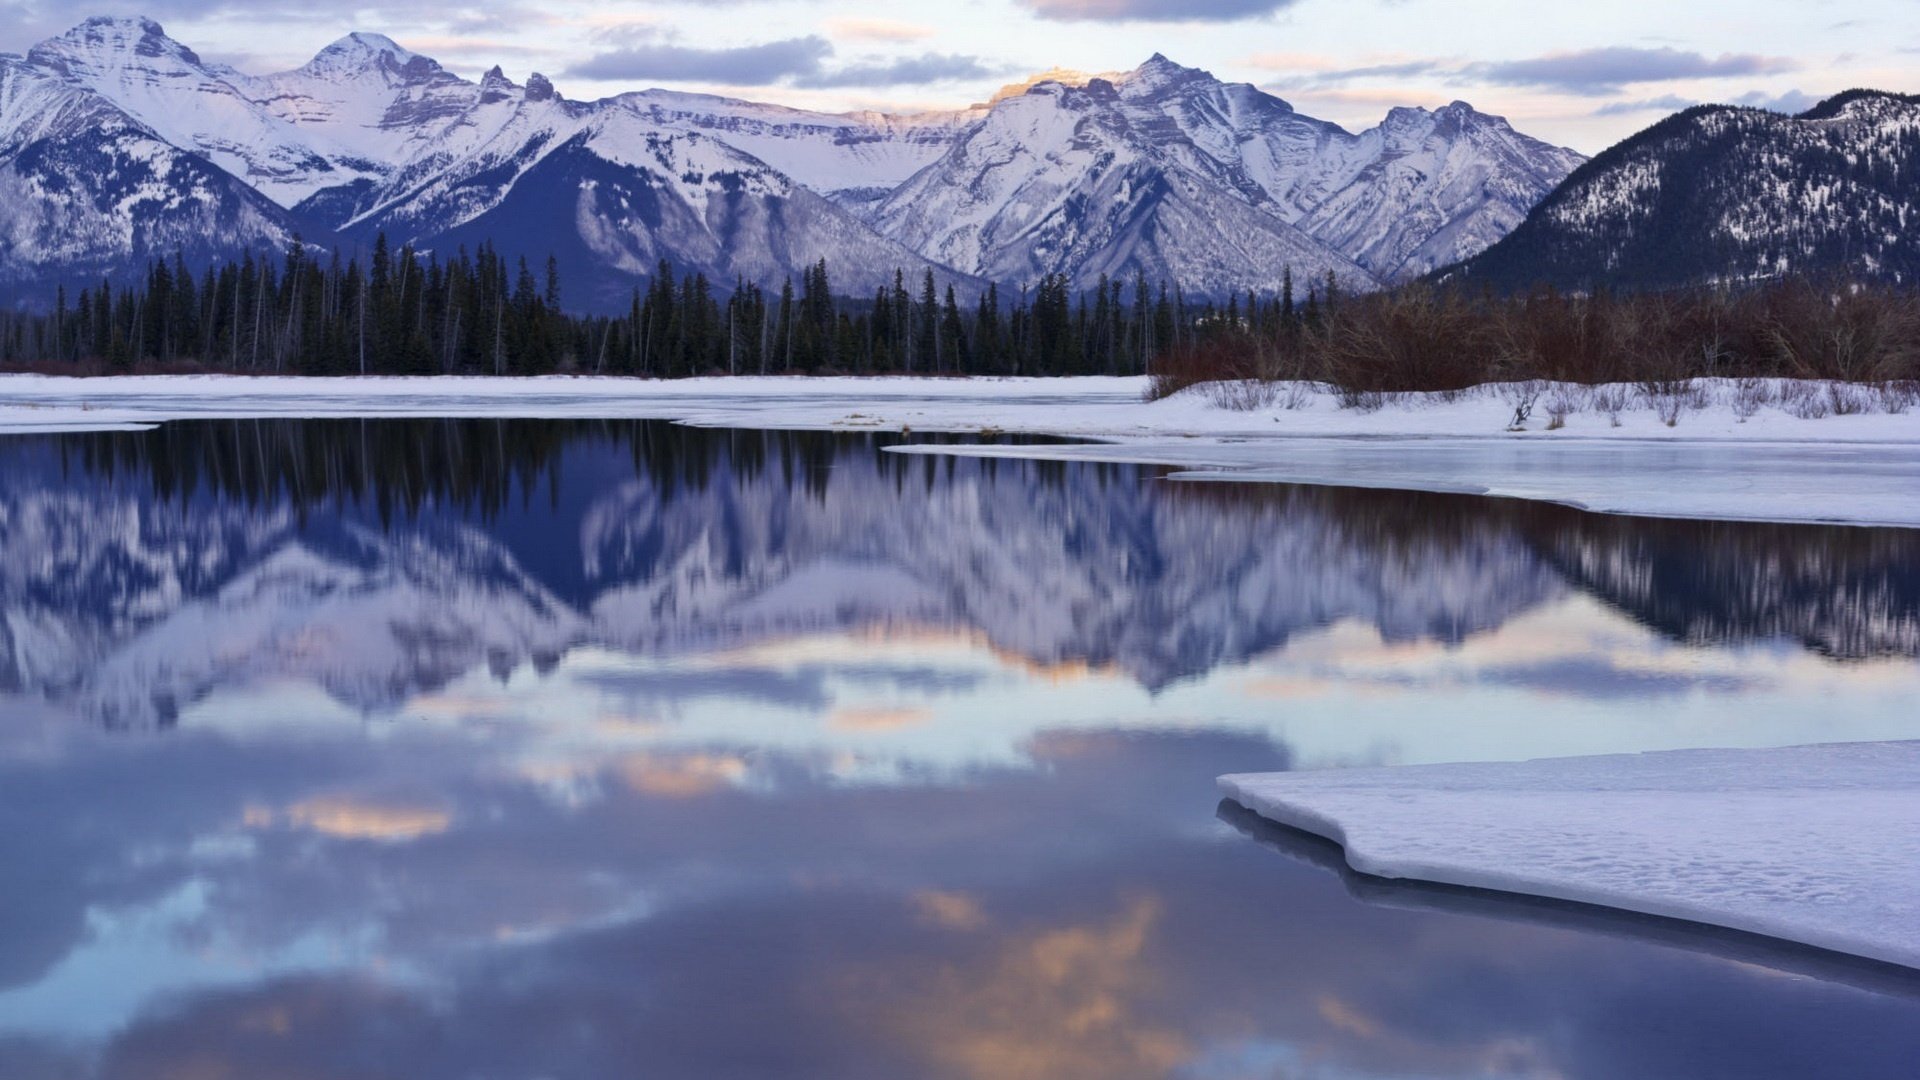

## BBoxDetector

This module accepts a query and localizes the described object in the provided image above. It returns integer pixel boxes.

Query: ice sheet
[1221,741,1920,970]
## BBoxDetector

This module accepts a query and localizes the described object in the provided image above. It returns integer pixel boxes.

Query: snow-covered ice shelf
[3,373,1919,527]
[1220,741,1920,971]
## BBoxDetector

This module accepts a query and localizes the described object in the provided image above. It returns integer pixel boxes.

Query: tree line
[1149,276,1920,400]
[0,236,1337,377]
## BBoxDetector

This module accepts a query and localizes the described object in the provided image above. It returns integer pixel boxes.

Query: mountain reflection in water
[0,419,1916,1080]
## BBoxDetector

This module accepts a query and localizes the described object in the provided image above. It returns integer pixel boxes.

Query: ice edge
[1217,770,1920,974]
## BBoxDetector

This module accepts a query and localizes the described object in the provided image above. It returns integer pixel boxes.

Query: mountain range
[1443,90,1920,290]
[0,16,1584,307]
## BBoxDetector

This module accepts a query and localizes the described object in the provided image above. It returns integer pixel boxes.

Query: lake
[2,418,1917,1079]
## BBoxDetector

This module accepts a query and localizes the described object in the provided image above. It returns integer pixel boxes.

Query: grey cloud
[1591,88,1816,119]
[794,51,1003,89]
[1017,0,1298,22]
[1261,59,1446,91]
[1591,93,1698,117]
[569,35,1002,90]
[1732,88,1816,114]
[1470,47,1798,96]
[568,36,834,85]
[1262,47,1800,105]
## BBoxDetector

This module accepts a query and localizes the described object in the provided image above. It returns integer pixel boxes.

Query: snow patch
[1221,740,1920,970]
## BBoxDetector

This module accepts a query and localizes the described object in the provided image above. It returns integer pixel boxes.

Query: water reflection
[1,420,1918,1078]
[5,420,1917,729]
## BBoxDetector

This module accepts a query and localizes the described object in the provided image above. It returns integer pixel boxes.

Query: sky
[0,0,1915,153]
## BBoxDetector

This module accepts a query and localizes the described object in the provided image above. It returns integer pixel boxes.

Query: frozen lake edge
[1220,741,1920,973]
[2,373,1919,527]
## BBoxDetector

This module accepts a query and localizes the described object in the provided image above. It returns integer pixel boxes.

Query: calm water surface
[1,420,1917,1079]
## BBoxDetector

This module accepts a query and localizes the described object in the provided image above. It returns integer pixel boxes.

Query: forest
[1,236,1916,396]
[0,236,1215,378]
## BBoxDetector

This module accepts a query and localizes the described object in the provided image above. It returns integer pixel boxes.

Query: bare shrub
[1338,387,1386,412]
[1544,385,1583,430]
[1730,377,1774,421]
[1144,276,1920,408]
[1500,380,1545,430]
[1827,382,1872,416]
[1878,380,1919,415]
[1780,382,1832,419]
[1207,379,1278,411]
[1146,332,1277,401]
[1277,381,1316,410]
[1590,384,1629,427]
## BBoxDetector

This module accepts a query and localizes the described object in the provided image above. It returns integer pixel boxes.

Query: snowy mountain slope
[613,89,981,210]
[0,16,1583,301]
[1294,103,1587,281]
[1443,90,1920,290]
[873,76,1378,295]
[874,57,1583,291]
[0,53,301,287]
[23,17,377,206]
[347,86,963,300]
[246,32,492,177]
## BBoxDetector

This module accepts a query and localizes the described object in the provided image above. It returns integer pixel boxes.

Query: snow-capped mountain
[0,16,1584,303]
[613,89,982,213]
[874,73,1378,295]
[21,16,376,206]
[335,77,960,304]
[873,56,1584,290]
[1294,101,1588,281]
[1443,91,1920,290]
[0,48,301,288]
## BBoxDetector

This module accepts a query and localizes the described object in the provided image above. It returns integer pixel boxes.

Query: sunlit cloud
[249,796,453,842]
[618,752,751,798]
[913,889,989,930]
[881,896,1192,1080]
[829,706,935,733]
[827,17,936,43]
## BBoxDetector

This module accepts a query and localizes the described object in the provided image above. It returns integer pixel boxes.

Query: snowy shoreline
[1221,741,1920,973]
[2,373,1918,527]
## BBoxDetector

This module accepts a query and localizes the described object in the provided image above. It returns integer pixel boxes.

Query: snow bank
[1220,741,1920,970]
[2,373,1918,526]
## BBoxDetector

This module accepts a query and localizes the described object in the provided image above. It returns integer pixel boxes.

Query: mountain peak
[302,31,441,82]
[1121,53,1198,78]
[76,14,165,35]
[1124,53,1208,85]
[986,66,1106,104]
[28,15,206,76]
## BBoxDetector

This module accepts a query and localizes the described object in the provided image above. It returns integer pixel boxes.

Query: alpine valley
[0,15,1585,308]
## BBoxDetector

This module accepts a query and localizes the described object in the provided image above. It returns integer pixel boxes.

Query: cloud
[1263,47,1796,98]
[1017,0,1298,23]
[568,35,1000,90]
[1471,47,1798,96]
[568,36,833,85]
[796,52,1004,89]
[1591,88,1816,118]
[1591,93,1698,117]
[1732,88,1816,114]
[827,18,936,43]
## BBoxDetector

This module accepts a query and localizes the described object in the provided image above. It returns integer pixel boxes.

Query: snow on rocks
[1220,740,1920,970]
